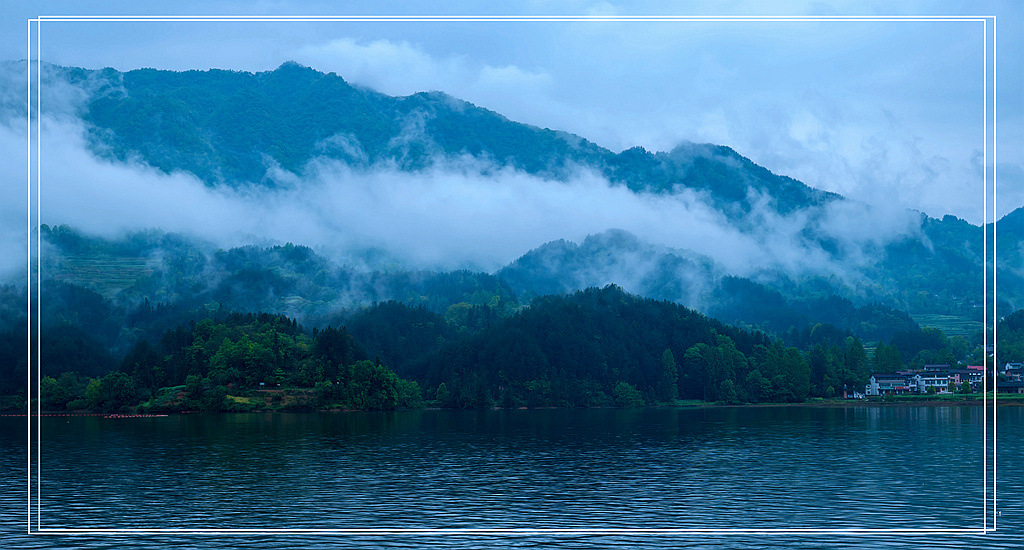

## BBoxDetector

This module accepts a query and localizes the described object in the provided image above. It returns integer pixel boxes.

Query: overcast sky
[4,0,1022,225]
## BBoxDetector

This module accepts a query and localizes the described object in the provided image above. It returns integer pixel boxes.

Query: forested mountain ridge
[0,230,1004,412]
[59,62,837,216]
[1,61,1019,413]
[413,285,813,408]
[38,224,932,346]
[39,223,520,328]
[36,61,1020,315]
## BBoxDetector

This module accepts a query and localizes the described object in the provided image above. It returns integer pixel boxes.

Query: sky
[0,1,1021,278]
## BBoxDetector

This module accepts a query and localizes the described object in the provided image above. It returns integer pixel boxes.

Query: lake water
[2,406,1022,548]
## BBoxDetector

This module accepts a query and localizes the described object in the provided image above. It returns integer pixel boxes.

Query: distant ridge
[55,62,839,216]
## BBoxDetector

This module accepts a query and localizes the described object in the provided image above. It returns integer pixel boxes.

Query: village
[866,363,1024,396]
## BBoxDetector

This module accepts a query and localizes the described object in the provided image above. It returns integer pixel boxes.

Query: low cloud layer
[294,38,555,103]
[286,27,1011,226]
[0,99,926,290]
[0,60,936,291]
[5,11,1015,226]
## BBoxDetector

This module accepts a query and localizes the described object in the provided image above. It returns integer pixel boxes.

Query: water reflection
[1,406,1020,548]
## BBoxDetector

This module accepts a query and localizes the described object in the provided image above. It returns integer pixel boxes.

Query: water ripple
[2,406,1021,548]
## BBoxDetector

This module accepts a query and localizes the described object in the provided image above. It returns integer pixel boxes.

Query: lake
[2,406,1022,548]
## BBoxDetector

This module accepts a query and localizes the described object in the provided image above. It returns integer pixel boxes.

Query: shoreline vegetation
[6,286,1021,417]
[8,392,1023,417]
[11,402,1024,417]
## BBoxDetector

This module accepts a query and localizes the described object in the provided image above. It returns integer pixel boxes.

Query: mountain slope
[65,62,838,216]
[497,229,719,305]
[29,63,1024,318]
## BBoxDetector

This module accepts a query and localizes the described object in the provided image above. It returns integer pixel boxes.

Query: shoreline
[9,396,1024,416]
[695,399,1024,409]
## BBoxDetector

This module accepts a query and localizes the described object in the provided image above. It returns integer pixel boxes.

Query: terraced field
[910,313,984,339]
[54,255,154,298]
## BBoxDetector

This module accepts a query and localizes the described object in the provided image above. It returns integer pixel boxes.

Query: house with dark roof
[948,369,982,391]
[866,373,915,396]
[997,381,1024,394]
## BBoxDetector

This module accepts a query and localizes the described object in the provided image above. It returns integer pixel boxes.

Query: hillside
[0,62,1017,410]
[25,62,1012,316]
[60,62,837,216]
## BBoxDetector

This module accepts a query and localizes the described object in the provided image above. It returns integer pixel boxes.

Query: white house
[913,372,951,393]
[866,374,915,396]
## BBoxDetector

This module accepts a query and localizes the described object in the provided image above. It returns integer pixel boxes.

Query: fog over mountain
[1,62,1019,317]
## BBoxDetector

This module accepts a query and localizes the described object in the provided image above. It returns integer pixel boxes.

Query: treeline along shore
[4,285,1019,415]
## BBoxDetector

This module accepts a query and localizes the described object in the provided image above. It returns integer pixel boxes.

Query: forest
[2,62,1019,413]
[0,277,1002,414]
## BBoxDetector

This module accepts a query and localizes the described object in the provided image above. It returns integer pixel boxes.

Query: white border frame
[25,13,999,536]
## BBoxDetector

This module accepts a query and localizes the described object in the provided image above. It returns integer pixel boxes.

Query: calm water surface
[2,406,1022,548]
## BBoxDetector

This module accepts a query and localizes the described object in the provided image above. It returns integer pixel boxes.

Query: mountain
[4,62,1019,412]
[12,63,1020,330]
[996,206,1024,278]
[34,223,930,354]
[39,224,521,328]
[999,206,1024,234]
[497,228,719,304]
[62,62,837,216]
[497,228,920,342]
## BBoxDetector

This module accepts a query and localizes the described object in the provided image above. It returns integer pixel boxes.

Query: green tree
[656,348,679,402]
[840,337,870,394]
[435,382,452,407]
[719,379,739,403]
[96,372,138,412]
[40,376,59,410]
[809,344,838,397]
[352,360,399,410]
[122,339,164,389]
[743,370,771,403]
[84,378,102,409]
[872,342,904,372]
[782,347,811,402]
[396,379,424,408]
[612,381,644,407]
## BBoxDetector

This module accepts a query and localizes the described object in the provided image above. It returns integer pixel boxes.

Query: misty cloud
[0,102,927,291]
[293,37,555,107]
[0,60,939,295]
[6,11,1012,228]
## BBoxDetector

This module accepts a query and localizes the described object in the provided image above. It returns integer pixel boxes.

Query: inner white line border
[25,13,999,536]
